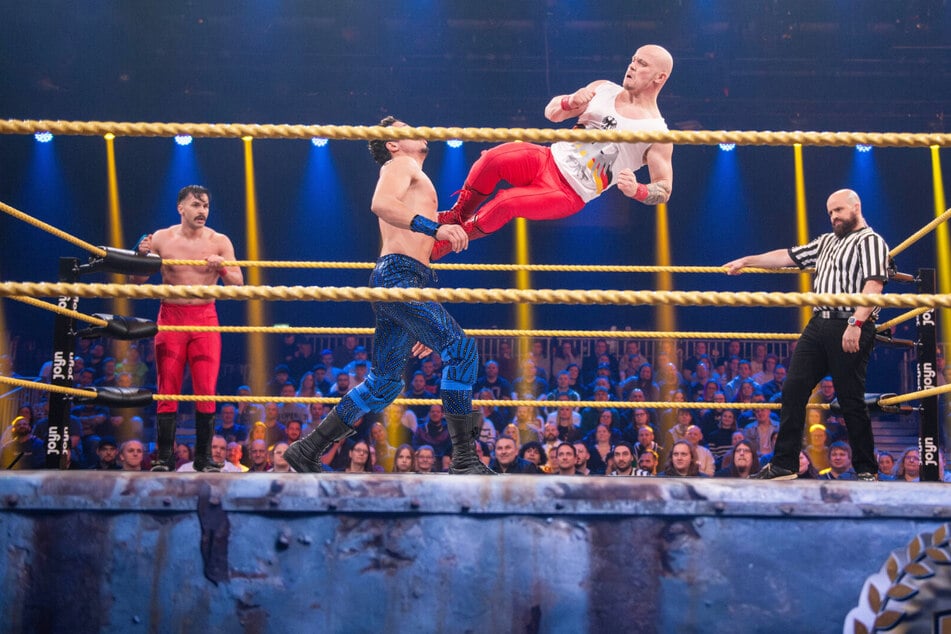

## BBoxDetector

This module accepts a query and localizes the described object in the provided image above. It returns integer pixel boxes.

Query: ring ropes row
[3,299,806,340]
[0,373,943,410]
[4,119,951,148]
[6,297,809,340]
[1,124,943,433]
[2,124,942,386]
[10,292,926,339]
[4,196,948,271]
[3,121,949,270]
[1,282,949,310]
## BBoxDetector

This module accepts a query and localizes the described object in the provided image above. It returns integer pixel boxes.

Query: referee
[724,189,889,481]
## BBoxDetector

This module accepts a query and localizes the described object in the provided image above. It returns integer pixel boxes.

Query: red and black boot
[431,216,490,261]
[437,186,489,226]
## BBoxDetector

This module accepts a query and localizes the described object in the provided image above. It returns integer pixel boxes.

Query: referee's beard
[832,215,860,238]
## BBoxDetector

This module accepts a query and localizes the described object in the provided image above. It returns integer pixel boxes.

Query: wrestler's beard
[832,215,859,238]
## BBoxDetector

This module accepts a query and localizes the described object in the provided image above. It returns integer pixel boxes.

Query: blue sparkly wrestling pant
[336,253,478,426]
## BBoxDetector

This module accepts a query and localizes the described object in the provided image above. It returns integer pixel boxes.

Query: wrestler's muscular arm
[620,141,673,205]
[545,80,605,123]
[370,155,468,252]
[128,231,161,284]
[370,156,462,358]
[209,234,244,286]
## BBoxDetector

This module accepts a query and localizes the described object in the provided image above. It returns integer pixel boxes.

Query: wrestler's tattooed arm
[642,181,672,205]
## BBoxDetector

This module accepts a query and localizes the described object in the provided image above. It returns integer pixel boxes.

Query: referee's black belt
[814,310,875,323]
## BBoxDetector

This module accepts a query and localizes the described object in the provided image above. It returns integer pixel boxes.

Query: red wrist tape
[560,96,572,111]
[633,183,650,202]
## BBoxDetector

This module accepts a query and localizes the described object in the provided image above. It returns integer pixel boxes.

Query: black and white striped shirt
[788,226,889,314]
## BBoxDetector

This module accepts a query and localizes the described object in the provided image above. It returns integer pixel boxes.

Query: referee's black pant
[772,316,878,474]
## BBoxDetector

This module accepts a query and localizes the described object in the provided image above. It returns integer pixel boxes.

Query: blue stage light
[446,139,463,149]
[311,137,329,147]
[855,144,872,153]
[174,134,193,146]
[719,143,736,152]
[34,131,53,143]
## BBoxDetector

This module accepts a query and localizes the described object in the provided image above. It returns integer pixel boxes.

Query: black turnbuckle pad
[78,386,154,407]
[829,393,917,415]
[80,247,162,276]
[78,314,158,340]
[874,393,919,415]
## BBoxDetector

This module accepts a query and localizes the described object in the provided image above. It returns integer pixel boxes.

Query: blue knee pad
[349,370,404,413]
[440,336,479,390]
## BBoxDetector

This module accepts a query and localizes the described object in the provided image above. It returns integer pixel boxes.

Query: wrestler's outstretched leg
[438,142,549,226]
[431,171,584,261]
[282,405,356,473]
[284,277,413,473]
[439,335,495,475]
[378,273,493,474]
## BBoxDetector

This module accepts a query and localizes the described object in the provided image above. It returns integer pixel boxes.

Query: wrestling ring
[1,120,951,632]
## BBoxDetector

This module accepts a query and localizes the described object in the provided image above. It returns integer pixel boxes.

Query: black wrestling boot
[447,411,496,475]
[284,408,355,473]
[192,411,222,472]
[150,413,177,472]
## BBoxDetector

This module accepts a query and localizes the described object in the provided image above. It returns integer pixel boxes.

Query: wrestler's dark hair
[368,116,398,166]
[177,185,210,204]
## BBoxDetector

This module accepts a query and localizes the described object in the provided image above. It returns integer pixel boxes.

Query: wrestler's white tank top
[550,81,668,203]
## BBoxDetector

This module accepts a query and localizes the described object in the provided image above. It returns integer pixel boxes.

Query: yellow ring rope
[157,325,801,339]
[161,201,949,271]
[879,385,951,407]
[0,196,795,275]
[9,291,906,341]
[1,282,949,309]
[874,308,934,333]
[0,375,831,410]
[4,119,951,147]
[165,258,791,275]
[1,193,939,277]
[889,207,951,258]
[8,296,108,326]
[147,396,815,410]
[0,296,803,339]
[10,371,950,409]
[0,201,106,257]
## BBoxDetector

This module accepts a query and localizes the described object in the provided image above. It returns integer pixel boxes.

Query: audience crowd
[2,334,949,481]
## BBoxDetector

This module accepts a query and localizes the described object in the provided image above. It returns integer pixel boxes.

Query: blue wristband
[134,233,150,253]
[410,214,439,238]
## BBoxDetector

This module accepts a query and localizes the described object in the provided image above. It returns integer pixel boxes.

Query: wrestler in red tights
[431,44,675,261]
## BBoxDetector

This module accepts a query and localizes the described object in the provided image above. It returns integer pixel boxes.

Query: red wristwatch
[847,316,864,328]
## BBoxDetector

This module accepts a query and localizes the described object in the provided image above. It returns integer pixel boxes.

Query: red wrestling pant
[464,143,585,233]
[154,302,221,414]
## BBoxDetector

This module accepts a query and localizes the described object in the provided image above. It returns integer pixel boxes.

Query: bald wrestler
[131,185,244,472]
[432,44,674,260]
[284,116,494,475]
